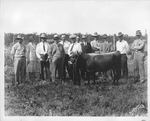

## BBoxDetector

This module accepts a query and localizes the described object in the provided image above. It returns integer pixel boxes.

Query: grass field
[4,48,147,116]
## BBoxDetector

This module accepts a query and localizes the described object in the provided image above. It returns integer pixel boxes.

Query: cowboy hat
[102,34,108,39]
[136,30,142,36]
[40,33,47,38]
[54,34,59,38]
[69,34,76,39]
[92,32,99,37]
[118,32,124,37]
[16,35,23,40]
[82,35,87,39]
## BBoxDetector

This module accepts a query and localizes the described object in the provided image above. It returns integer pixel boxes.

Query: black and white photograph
[1,0,150,120]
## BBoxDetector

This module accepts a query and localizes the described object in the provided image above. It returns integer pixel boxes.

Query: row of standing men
[11,30,146,85]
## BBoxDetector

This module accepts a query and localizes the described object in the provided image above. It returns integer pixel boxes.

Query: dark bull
[77,51,121,85]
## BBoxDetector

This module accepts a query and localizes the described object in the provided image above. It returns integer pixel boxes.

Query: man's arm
[131,41,136,51]
[26,44,30,64]
[110,42,114,52]
[135,41,145,50]
[47,44,53,62]
[116,41,119,51]
[11,44,16,62]
[77,44,82,55]
[68,44,71,56]
[125,41,130,53]
[36,44,41,60]
[88,43,92,53]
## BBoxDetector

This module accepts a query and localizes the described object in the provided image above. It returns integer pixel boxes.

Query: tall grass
[4,48,147,116]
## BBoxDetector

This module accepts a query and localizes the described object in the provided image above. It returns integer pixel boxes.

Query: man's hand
[49,58,52,63]
[12,55,14,62]
[71,52,76,57]
[26,59,29,65]
[133,46,138,51]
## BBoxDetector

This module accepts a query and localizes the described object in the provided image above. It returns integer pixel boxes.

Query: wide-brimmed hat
[16,35,23,40]
[61,35,65,38]
[92,32,99,37]
[102,34,108,39]
[29,36,34,40]
[69,34,76,39]
[82,35,87,39]
[76,36,80,39]
[40,33,47,38]
[118,32,123,37]
[136,30,142,36]
[54,34,59,38]
[54,34,59,40]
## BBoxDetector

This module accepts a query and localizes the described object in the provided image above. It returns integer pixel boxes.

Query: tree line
[4,32,147,47]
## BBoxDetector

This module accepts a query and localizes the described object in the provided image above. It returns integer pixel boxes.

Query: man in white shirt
[90,32,99,52]
[59,35,71,80]
[68,35,82,57]
[36,33,49,81]
[116,32,129,79]
[68,34,82,85]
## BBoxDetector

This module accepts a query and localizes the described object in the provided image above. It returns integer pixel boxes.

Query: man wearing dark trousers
[68,34,82,85]
[116,32,129,79]
[80,34,92,80]
[36,33,50,82]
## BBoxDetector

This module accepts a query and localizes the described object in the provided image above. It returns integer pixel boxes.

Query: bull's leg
[93,72,96,84]
[87,72,90,85]
[112,69,116,85]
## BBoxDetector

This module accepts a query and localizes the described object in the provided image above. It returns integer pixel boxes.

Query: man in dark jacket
[81,34,92,54]
[80,34,92,81]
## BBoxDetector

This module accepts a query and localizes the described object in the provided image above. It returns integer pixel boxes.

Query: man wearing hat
[76,35,82,44]
[36,33,49,82]
[80,34,92,80]
[90,32,100,52]
[81,34,92,54]
[116,32,129,79]
[11,35,26,85]
[59,34,71,81]
[68,34,82,85]
[100,34,113,79]
[48,34,65,83]
[131,30,146,84]
[102,34,113,53]
[68,34,82,57]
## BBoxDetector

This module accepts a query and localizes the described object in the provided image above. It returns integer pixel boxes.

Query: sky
[1,0,150,35]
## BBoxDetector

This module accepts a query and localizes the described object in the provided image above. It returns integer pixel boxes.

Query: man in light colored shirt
[102,34,113,53]
[76,35,82,44]
[36,33,49,81]
[116,32,129,79]
[101,34,114,80]
[90,32,99,52]
[68,34,82,85]
[131,30,146,84]
[48,34,65,83]
[68,35,82,57]
[59,35,71,81]
[11,35,26,85]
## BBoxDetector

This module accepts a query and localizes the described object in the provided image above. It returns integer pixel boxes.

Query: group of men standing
[11,30,146,86]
